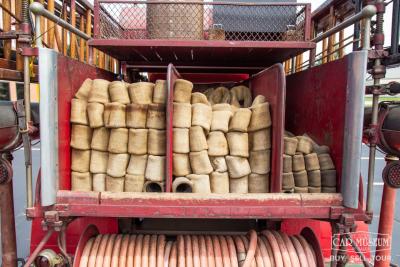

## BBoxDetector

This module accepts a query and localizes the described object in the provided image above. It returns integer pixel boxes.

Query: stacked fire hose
[171,81,271,193]
[70,78,335,194]
[70,78,167,192]
[282,133,337,193]
[78,230,319,267]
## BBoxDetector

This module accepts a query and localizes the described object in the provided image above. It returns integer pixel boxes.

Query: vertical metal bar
[99,51,105,68]
[353,0,362,51]
[367,90,379,213]
[391,0,400,56]
[62,3,68,55]
[47,0,55,49]
[24,56,33,209]
[284,60,289,74]
[70,0,77,59]
[304,4,311,41]
[365,8,378,213]
[94,0,100,38]
[339,29,345,58]
[328,6,336,62]
[322,38,328,64]
[54,25,62,51]
[80,16,85,62]
[35,14,42,47]
[89,47,94,65]
[39,0,45,42]
[85,9,92,63]
[2,0,11,59]
[295,54,302,72]
[21,0,33,211]
[290,57,295,74]
[16,0,24,71]
[38,48,58,206]
[362,18,371,51]
[309,20,316,68]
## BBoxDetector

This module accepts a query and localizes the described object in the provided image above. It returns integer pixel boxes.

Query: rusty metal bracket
[366,81,400,96]
[20,47,38,57]
[41,211,64,232]
[0,30,23,40]
[339,213,357,229]
[368,49,388,60]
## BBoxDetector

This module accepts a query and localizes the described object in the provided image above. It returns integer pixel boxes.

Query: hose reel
[73,225,324,267]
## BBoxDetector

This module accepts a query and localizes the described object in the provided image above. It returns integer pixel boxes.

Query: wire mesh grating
[97,1,308,41]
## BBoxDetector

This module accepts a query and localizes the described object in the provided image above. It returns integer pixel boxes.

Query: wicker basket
[147,0,204,40]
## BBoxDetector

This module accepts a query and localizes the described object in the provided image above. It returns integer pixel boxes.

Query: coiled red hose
[79,230,319,267]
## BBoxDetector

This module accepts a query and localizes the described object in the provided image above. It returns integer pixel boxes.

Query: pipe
[366,0,384,214]
[35,13,42,47]
[0,160,17,267]
[366,92,379,213]
[374,158,397,267]
[362,16,371,51]
[23,229,54,267]
[21,0,34,210]
[29,2,91,41]
[23,0,33,208]
[23,56,33,208]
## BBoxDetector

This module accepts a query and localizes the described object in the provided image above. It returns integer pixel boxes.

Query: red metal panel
[285,57,348,191]
[57,55,115,190]
[168,64,284,193]
[249,64,285,192]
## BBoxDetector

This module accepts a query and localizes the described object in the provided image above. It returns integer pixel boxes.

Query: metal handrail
[311,5,377,47]
[291,4,377,71]
[30,2,91,45]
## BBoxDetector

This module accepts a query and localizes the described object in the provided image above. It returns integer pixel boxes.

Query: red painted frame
[25,52,369,222]
[89,39,315,70]
[55,191,345,219]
